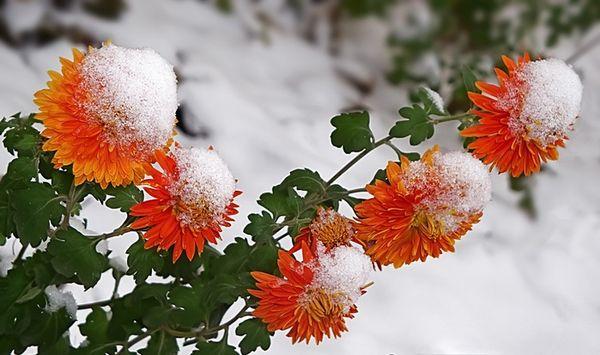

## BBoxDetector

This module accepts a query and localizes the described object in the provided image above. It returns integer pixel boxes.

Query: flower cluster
[35,43,240,260]
[250,208,372,344]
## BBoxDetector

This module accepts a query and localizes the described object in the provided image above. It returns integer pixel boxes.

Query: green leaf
[4,156,37,183]
[20,307,74,348]
[193,339,238,355]
[79,307,112,347]
[389,105,434,145]
[47,228,108,288]
[51,170,74,196]
[126,238,164,284]
[462,65,478,93]
[257,186,301,220]
[330,111,375,153]
[0,268,31,334]
[105,184,144,212]
[280,169,327,195]
[416,87,445,115]
[11,183,65,246]
[3,125,40,157]
[140,331,178,355]
[243,212,276,243]
[235,318,271,354]
[15,286,42,304]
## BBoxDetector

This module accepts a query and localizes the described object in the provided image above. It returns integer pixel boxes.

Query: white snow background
[1,0,599,354]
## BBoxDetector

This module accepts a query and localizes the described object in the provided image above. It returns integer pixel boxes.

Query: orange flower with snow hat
[354,146,491,268]
[130,146,240,262]
[34,42,177,188]
[249,242,372,344]
[461,53,582,177]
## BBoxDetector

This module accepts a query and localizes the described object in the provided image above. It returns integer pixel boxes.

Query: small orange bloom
[34,43,177,188]
[290,207,360,254]
[354,146,491,268]
[250,243,370,344]
[461,53,582,177]
[131,147,240,262]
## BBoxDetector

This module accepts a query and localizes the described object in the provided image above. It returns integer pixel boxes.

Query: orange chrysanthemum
[461,53,582,177]
[130,147,240,262]
[34,43,177,188]
[249,243,371,344]
[290,207,362,254]
[354,146,491,268]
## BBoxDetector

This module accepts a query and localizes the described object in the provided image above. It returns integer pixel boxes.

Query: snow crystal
[44,285,77,319]
[169,146,236,226]
[79,43,177,156]
[109,256,128,273]
[404,150,491,232]
[422,87,445,112]
[515,58,582,146]
[312,244,371,312]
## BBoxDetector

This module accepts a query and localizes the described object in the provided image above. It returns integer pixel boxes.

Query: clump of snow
[422,87,445,112]
[95,239,108,255]
[507,58,583,146]
[109,256,128,273]
[169,146,236,227]
[312,244,371,312]
[0,256,12,277]
[403,150,491,232]
[44,285,77,319]
[79,43,177,156]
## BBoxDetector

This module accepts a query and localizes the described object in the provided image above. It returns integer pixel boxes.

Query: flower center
[309,210,354,249]
[411,209,447,239]
[299,288,345,321]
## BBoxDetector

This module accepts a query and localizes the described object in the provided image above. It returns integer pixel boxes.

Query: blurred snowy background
[1,0,600,354]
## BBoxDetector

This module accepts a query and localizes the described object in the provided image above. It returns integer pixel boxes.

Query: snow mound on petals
[44,285,77,319]
[404,150,491,232]
[79,44,177,154]
[313,244,371,312]
[170,146,236,221]
[517,58,583,145]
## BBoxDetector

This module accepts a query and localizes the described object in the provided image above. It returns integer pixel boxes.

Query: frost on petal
[44,285,77,319]
[79,43,178,155]
[512,58,583,146]
[169,146,236,227]
[313,244,372,312]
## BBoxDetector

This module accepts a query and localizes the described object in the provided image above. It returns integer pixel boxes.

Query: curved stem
[326,136,392,186]
[345,187,366,194]
[117,329,158,354]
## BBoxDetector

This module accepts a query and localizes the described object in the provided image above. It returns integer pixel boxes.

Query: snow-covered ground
[1,0,599,354]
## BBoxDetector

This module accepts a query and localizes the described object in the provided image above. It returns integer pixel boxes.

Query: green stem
[117,329,158,354]
[78,298,113,310]
[345,187,366,194]
[429,112,472,124]
[325,136,392,186]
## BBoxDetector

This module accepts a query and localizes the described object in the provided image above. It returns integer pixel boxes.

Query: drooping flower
[354,146,491,268]
[290,207,361,254]
[130,146,240,262]
[34,43,178,188]
[461,53,582,177]
[249,242,371,344]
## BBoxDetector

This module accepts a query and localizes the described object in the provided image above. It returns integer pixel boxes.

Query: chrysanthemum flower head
[461,53,583,177]
[354,146,491,268]
[34,43,178,188]
[249,242,371,344]
[291,207,358,253]
[130,146,240,262]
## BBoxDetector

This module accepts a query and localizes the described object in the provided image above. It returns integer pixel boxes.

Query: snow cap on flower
[403,149,491,232]
[79,43,178,154]
[311,244,371,312]
[501,58,582,146]
[422,86,445,112]
[169,146,236,227]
